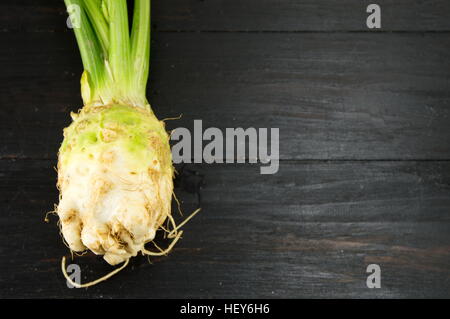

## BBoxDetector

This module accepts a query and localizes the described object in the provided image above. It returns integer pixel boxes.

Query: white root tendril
[62,256,129,288]
[142,230,183,256]
[167,208,201,239]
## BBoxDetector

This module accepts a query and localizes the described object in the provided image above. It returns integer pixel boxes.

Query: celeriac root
[57,0,199,289]
[57,104,174,266]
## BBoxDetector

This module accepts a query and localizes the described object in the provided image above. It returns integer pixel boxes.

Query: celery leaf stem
[131,0,151,102]
[107,0,131,93]
[64,0,106,104]
[83,0,110,54]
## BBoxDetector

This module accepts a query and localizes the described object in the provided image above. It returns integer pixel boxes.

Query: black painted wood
[1,0,450,32]
[1,160,449,298]
[154,0,450,32]
[1,32,450,160]
[0,0,449,298]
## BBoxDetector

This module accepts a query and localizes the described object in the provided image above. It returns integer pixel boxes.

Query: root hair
[61,256,129,289]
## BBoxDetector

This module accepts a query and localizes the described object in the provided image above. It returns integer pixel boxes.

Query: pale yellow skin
[57,104,173,265]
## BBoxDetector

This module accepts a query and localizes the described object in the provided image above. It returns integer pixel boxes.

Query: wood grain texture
[1,160,449,298]
[1,32,449,160]
[1,0,450,32]
[0,0,449,299]
[154,0,450,32]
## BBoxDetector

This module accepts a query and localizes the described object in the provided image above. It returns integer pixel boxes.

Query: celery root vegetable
[57,0,197,286]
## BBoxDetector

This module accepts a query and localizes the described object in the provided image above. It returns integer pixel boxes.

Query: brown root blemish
[62,209,78,224]
[101,128,118,142]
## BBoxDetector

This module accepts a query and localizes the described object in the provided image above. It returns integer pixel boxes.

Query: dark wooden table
[1,0,449,298]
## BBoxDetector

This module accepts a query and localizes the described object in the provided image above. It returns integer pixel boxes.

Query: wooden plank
[154,0,450,32]
[1,0,450,32]
[0,0,66,32]
[1,32,450,160]
[0,159,449,298]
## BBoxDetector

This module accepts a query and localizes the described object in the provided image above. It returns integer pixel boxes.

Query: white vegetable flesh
[57,104,173,265]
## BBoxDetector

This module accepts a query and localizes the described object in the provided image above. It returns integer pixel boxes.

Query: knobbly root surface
[57,104,175,265]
